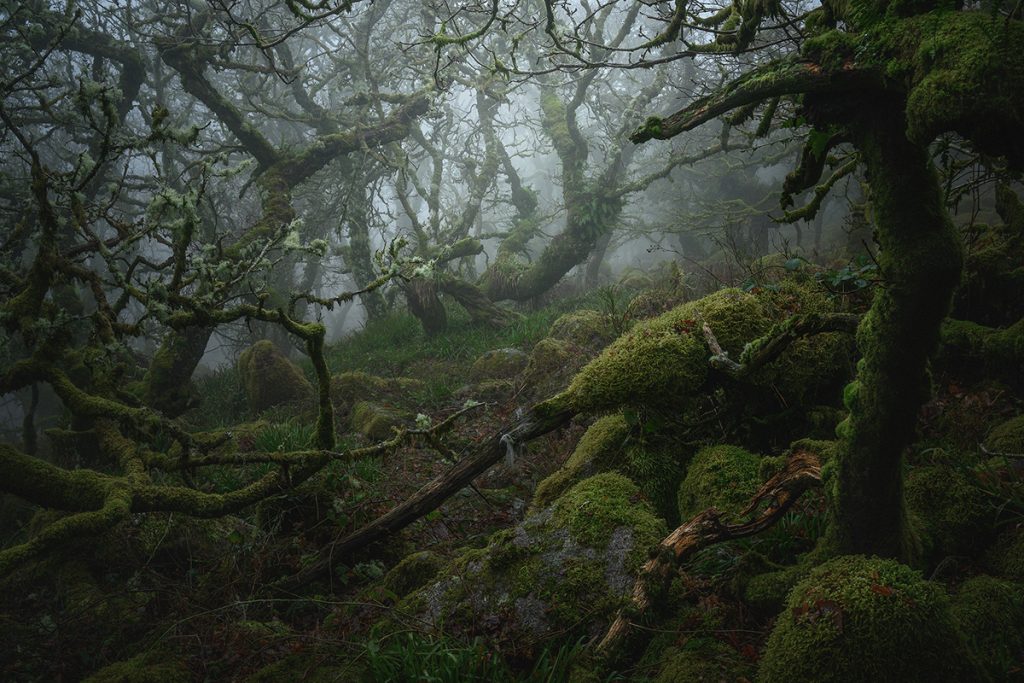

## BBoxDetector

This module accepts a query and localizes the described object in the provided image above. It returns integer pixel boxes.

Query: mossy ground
[6,263,1024,682]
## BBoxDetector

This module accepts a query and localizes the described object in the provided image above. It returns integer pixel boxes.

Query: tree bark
[829,102,963,558]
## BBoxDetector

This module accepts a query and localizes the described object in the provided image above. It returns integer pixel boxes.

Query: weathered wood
[596,449,823,657]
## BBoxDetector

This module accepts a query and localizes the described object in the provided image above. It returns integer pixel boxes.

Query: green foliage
[813,256,879,296]
[252,421,315,453]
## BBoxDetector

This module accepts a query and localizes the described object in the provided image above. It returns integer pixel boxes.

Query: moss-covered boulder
[951,575,1024,681]
[985,414,1024,454]
[678,445,762,521]
[905,465,992,562]
[350,401,409,441]
[329,371,424,414]
[546,284,855,434]
[383,550,445,599]
[548,309,616,349]
[532,414,631,511]
[531,415,687,524]
[390,474,666,649]
[455,378,516,403]
[758,555,981,683]
[470,348,528,380]
[522,337,576,398]
[237,340,313,414]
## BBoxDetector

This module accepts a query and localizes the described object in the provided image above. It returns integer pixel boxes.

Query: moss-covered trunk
[404,280,447,337]
[830,110,963,559]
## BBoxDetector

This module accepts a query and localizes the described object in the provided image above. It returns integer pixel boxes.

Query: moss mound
[532,414,631,511]
[470,348,529,380]
[678,445,762,521]
[758,555,980,683]
[237,340,312,413]
[548,309,615,349]
[392,473,666,648]
[985,526,1024,581]
[905,465,991,562]
[350,401,409,441]
[383,550,444,598]
[522,337,576,398]
[561,284,853,416]
[985,414,1024,454]
[951,575,1024,680]
[565,288,761,414]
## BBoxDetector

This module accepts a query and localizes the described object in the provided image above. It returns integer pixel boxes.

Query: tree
[627,0,1024,558]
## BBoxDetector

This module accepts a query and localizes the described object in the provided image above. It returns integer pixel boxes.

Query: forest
[1,0,1023,680]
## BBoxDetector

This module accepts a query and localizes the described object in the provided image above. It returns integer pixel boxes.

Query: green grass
[190,364,248,429]
[358,632,620,682]
[325,303,563,377]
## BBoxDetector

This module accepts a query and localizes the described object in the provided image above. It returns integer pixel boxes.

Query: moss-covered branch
[630,58,879,143]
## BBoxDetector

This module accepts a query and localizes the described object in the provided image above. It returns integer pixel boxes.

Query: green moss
[531,413,631,511]
[84,651,189,683]
[565,288,763,414]
[622,440,688,525]
[522,337,575,398]
[757,555,981,683]
[350,401,408,441]
[652,639,754,683]
[678,445,762,521]
[548,310,615,349]
[552,473,666,552]
[985,414,1024,454]
[742,560,813,614]
[469,379,515,401]
[904,465,992,562]
[985,527,1024,581]
[951,575,1024,681]
[392,473,666,648]
[938,318,1024,388]
[237,340,313,414]
[469,348,528,380]
[383,551,444,598]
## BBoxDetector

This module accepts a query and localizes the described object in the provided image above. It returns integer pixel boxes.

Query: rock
[985,414,1024,454]
[548,310,616,349]
[905,464,991,562]
[950,575,1024,681]
[758,555,981,682]
[522,337,576,399]
[350,401,409,441]
[470,348,529,380]
[237,340,312,414]
[388,474,666,648]
[330,371,424,414]
[677,445,763,522]
[383,551,445,598]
